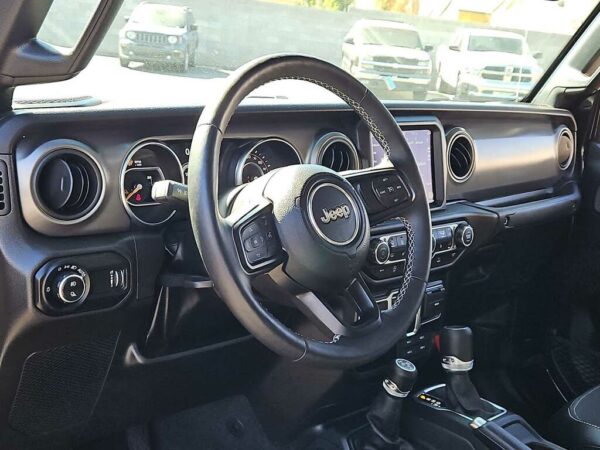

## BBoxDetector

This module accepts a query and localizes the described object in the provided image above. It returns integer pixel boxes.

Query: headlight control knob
[49,266,90,305]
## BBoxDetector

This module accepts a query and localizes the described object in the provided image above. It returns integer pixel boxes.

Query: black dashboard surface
[0,101,577,236]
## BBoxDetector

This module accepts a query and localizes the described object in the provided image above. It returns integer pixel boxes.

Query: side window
[38,0,103,49]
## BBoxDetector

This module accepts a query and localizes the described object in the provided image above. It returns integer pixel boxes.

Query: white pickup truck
[435,29,543,101]
[341,20,433,100]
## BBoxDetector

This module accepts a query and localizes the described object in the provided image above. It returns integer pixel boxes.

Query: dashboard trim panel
[7,103,577,237]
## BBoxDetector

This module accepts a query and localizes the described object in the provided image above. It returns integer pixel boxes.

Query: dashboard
[11,104,577,236]
[0,100,580,362]
[0,101,582,438]
[118,122,441,226]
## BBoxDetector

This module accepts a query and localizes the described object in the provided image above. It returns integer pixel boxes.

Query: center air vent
[556,126,575,170]
[447,128,475,183]
[310,132,360,172]
[34,149,103,221]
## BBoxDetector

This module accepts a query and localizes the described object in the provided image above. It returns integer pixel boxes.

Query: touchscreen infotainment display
[371,128,434,204]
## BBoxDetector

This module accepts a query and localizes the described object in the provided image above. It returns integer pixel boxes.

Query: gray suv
[119,3,199,72]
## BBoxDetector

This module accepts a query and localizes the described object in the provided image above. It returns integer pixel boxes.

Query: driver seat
[548,385,600,450]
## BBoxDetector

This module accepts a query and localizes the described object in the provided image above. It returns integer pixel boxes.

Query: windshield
[15,0,599,107]
[468,35,523,54]
[360,27,422,48]
[130,4,186,28]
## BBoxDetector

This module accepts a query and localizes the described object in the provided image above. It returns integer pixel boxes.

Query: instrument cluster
[120,137,302,225]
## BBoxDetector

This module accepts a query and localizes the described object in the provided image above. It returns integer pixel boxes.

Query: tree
[301,0,354,11]
[324,0,354,11]
[376,0,419,14]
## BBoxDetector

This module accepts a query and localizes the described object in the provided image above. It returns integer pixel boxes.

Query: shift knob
[383,358,418,398]
[440,326,474,372]
[363,358,418,448]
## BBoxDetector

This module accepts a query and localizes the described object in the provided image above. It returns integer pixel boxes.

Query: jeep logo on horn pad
[320,204,351,224]
[308,183,359,246]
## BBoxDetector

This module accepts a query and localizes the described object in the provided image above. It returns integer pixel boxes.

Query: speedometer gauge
[121,141,184,226]
[242,151,270,182]
[235,138,301,185]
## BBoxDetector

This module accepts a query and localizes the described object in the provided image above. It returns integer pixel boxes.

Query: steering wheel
[188,55,431,368]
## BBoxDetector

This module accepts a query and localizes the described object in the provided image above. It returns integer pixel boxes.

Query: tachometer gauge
[121,141,184,226]
[242,151,269,183]
[235,138,301,185]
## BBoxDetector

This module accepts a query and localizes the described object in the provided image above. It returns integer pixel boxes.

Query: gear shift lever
[363,359,417,449]
[440,325,474,372]
[440,326,497,419]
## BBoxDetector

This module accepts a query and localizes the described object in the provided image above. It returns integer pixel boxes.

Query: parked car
[119,2,199,72]
[435,28,543,101]
[341,20,433,100]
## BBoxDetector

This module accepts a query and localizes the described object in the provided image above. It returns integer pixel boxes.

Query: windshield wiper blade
[246,94,289,100]
[13,95,101,109]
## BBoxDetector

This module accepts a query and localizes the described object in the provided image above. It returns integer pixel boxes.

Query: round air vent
[310,132,360,172]
[556,126,575,170]
[34,148,103,221]
[447,128,475,183]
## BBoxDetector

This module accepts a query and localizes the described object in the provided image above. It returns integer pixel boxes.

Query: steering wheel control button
[372,174,409,208]
[240,214,281,268]
[308,182,360,246]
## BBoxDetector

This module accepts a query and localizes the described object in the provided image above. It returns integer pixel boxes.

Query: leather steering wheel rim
[188,54,431,368]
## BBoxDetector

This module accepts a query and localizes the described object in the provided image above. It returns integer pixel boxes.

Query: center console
[286,113,572,449]
[359,218,474,363]
[305,327,563,450]
[399,326,563,450]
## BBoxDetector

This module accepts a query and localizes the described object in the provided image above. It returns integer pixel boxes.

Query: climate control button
[370,239,390,265]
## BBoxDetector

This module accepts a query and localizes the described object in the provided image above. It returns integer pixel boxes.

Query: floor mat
[549,337,600,398]
[151,395,276,450]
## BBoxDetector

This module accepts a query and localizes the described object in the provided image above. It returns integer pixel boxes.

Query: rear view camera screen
[371,128,434,204]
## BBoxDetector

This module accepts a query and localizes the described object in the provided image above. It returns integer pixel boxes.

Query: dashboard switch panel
[422,281,446,323]
[364,220,473,283]
[36,252,132,315]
